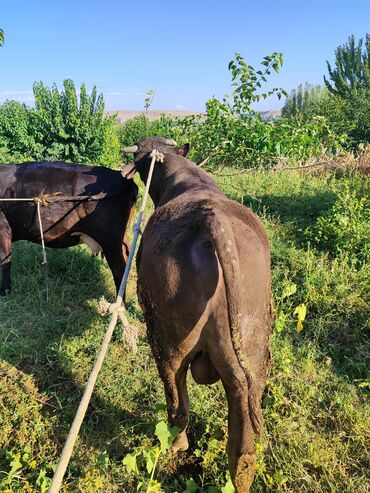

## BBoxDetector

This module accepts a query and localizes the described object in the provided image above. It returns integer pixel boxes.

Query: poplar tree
[282,83,328,119]
[324,34,370,97]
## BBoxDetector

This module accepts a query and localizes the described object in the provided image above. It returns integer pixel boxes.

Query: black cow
[0,161,137,295]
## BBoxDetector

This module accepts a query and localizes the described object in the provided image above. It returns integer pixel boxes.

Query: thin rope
[0,194,51,299]
[0,191,111,203]
[47,148,164,493]
[35,198,49,300]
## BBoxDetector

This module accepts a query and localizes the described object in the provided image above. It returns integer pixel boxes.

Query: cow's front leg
[158,360,190,453]
[122,236,130,264]
[0,211,12,296]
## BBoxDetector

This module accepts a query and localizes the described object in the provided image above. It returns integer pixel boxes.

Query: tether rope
[47,149,164,493]
[0,192,61,299]
[35,198,49,299]
[0,191,112,203]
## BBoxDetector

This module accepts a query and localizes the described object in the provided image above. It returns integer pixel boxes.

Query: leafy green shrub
[0,144,31,164]
[0,101,40,158]
[184,52,286,168]
[31,80,109,162]
[306,179,369,264]
[96,121,122,167]
[0,80,119,165]
[118,115,151,157]
[185,103,344,169]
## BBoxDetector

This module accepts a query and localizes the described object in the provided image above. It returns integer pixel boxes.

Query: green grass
[0,170,369,492]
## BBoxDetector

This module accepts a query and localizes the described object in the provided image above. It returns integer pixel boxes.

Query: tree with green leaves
[185,52,289,167]
[324,34,370,147]
[0,79,121,165]
[0,101,39,156]
[324,34,370,97]
[283,35,370,149]
[227,51,287,118]
[282,83,328,119]
[31,79,115,163]
[0,28,4,47]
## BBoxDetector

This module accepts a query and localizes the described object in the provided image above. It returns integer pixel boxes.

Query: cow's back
[9,162,128,197]
[138,194,271,333]
[0,161,137,244]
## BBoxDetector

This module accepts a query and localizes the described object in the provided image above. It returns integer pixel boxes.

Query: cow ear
[176,143,190,157]
[121,162,137,179]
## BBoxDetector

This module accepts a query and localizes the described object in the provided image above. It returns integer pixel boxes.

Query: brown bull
[122,137,272,492]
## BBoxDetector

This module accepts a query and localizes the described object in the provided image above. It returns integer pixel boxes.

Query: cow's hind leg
[147,317,191,453]
[102,243,127,295]
[210,346,257,493]
[0,211,12,296]
[122,201,136,264]
[160,361,190,453]
[225,379,256,492]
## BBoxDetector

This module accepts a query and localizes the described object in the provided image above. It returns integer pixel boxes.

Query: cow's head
[121,136,189,179]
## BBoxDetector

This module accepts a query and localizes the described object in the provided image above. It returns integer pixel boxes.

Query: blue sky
[1,0,369,111]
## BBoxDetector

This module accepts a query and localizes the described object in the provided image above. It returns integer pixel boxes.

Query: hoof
[233,453,256,493]
[0,288,10,296]
[170,430,189,454]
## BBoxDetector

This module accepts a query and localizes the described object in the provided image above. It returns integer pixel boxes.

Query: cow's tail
[201,206,262,435]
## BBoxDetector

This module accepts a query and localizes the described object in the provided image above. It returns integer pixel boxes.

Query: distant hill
[105,109,201,123]
[259,109,282,121]
[105,108,282,122]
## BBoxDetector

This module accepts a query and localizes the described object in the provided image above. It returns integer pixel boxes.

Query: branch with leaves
[144,89,156,112]
[227,51,287,117]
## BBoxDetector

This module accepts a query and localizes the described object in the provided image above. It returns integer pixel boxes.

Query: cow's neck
[137,155,221,208]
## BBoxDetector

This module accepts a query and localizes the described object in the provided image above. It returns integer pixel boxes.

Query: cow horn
[121,145,138,153]
[164,139,177,146]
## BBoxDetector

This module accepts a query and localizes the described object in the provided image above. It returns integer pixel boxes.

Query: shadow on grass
[224,189,337,250]
[0,241,112,367]
[0,242,153,459]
